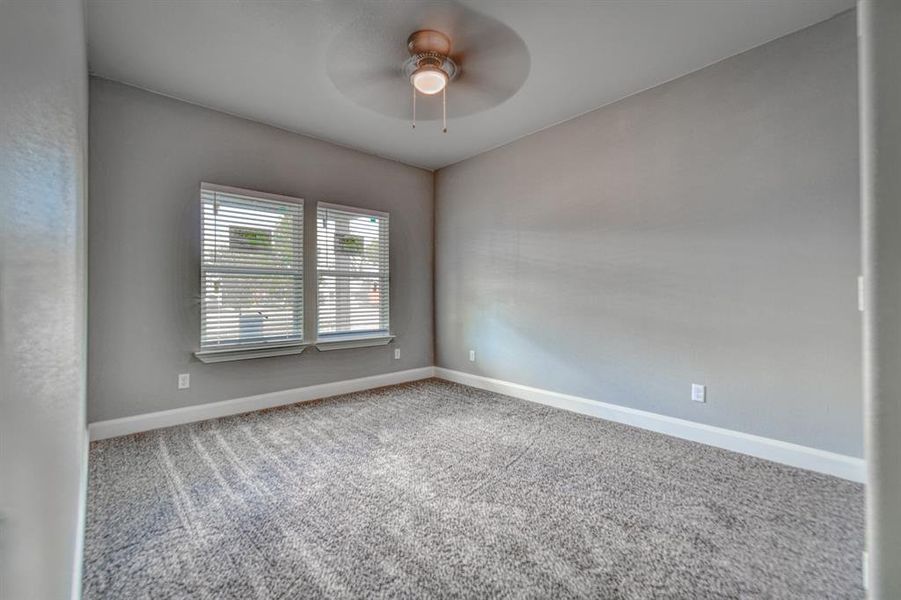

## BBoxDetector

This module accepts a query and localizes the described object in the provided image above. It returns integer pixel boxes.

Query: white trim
[88,367,435,441]
[71,428,89,600]
[200,181,304,206]
[88,365,865,483]
[195,343,309,363]
[315,334,394,351]
[433,368,865,483]
[317,200,389,219]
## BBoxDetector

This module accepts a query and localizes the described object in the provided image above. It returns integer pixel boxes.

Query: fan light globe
[411,67,447,95]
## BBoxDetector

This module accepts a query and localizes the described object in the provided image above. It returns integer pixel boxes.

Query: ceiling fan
[404,29,456,132]
[325,2,530,133]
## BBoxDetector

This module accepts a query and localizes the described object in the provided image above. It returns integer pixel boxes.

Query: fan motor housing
[407,30,451,56]
[403,30,457,82]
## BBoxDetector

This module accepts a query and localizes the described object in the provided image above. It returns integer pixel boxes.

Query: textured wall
[0,0,88,598]
[88,78,433,422]
[435,13,861,456]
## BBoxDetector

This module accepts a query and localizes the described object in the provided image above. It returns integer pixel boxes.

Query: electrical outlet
[394,348,401,360]
[691,383,706,403]
[178,373,190,390]
[469,350,476,362]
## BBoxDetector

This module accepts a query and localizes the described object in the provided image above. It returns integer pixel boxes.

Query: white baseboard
[71,428,89,600]
[88,367,436,441]
[89,365,864,483]
[434,368,865,483]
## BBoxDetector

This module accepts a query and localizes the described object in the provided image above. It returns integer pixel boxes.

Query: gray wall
[88,78,433,422]
[0,0,88,598]
[859,0,901,594]
[435,12,861,457]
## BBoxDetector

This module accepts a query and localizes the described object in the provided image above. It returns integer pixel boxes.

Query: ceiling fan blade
[451,73,521,106]
[329,65,398,91]
[331,63,447,121]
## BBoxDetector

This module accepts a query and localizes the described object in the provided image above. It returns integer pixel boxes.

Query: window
[316,203,390,344]
[197,183,304,361]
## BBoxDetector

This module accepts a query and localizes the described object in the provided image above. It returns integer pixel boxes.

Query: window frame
[195,182,308,363]
[314,201,393,351]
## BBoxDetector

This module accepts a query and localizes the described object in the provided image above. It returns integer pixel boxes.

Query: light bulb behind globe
[412,67,447,95]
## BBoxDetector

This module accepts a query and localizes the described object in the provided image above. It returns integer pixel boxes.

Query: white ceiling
[86,0,853,171]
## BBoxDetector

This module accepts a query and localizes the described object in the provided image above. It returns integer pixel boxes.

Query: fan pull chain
[442,86,447,133]
[412,86,416,129]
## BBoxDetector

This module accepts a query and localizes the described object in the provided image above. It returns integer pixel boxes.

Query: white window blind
[316,203,389,338]
[200,183,304,351]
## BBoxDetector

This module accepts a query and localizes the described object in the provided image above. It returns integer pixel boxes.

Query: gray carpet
[83,379,864,599]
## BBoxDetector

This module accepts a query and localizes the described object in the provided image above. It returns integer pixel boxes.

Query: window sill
[314,334,395,351]
[194,343,309,363]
